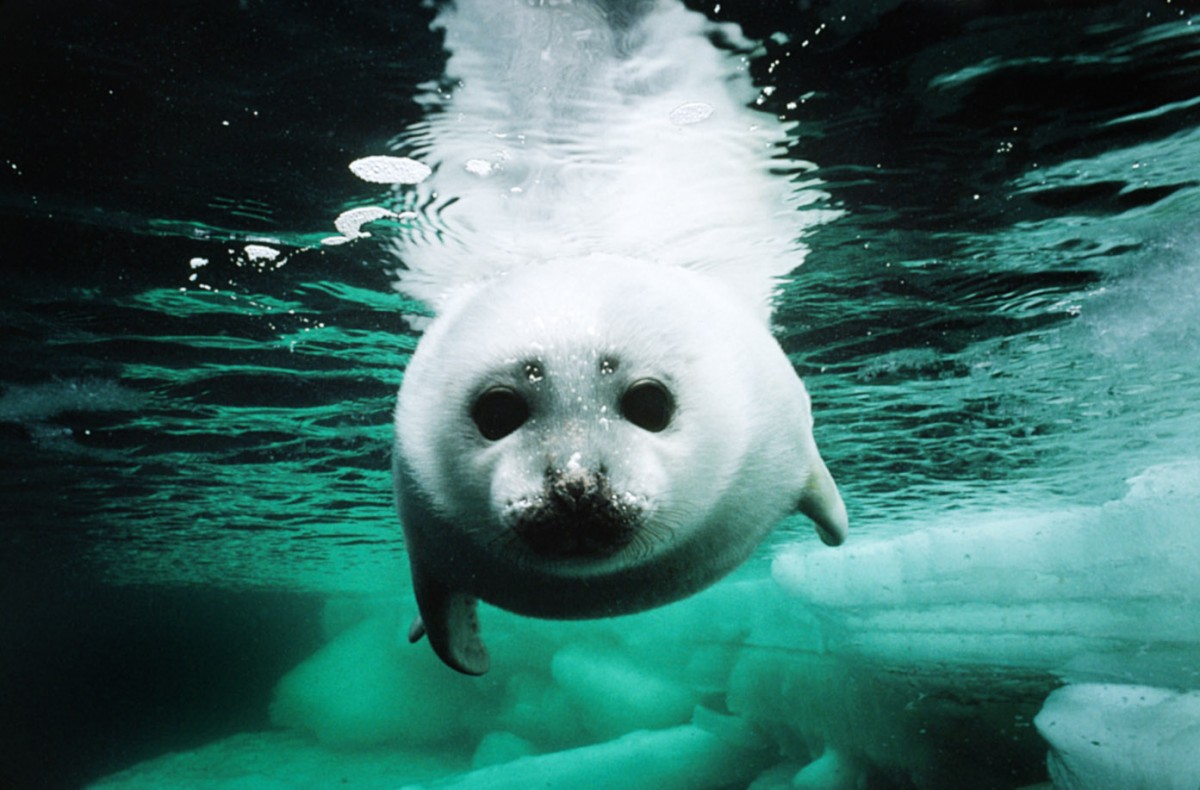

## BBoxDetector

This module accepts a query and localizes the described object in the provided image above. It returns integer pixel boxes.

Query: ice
[549,643,700,740]
[1035,684,1200,789]
[398,712,773,790]
[89,731,456,789]
[93,459,1199,788]
[269,615,492,748]
[793,750,865,790]
[470,731,536,769]
[772,460,1200,685]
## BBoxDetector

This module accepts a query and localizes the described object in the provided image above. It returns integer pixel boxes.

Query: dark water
[2,0,1199,787]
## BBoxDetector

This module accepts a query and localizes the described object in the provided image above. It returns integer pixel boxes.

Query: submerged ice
[243,460,1198,788]
[112,464,1187,789]
[775,461,1200,682]
[1036,684,1200,790]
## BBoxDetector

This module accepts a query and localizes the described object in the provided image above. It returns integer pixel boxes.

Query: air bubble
[669,101,714,126]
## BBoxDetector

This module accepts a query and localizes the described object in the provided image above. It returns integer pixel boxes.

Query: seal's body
[394,256,846,674]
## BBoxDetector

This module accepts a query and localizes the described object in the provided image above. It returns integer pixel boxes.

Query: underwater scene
[2,0,1199,787]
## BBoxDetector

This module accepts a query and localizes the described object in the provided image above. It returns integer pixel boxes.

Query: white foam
[243,243,280,261]
[332,205,403,238]
[349,155,432,184]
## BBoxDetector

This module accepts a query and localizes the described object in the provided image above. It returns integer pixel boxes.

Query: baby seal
[393,255,847,675]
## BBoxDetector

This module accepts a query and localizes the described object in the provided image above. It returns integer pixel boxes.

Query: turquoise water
[2,0,1199,787]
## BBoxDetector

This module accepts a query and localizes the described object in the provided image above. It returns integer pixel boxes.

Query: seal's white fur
[390,0,840,315]
[390,0,847,674]
[394,257,846,674]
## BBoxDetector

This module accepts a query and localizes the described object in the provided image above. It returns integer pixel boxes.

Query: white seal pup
[393,255,847,675]
[385,0,847,675]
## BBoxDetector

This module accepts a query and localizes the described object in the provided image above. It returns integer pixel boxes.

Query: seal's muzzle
[512,470,637,559]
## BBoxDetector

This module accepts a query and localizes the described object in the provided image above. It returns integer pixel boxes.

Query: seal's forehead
[434,280,600,347]
[441,290,640,365]
[487,346,629,385]
[421,257,733,388]
[447,258,705,327]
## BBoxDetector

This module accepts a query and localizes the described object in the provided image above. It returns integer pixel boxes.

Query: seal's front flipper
[409,569,490,675]
[798,456,848,547]
[406,616,427,643]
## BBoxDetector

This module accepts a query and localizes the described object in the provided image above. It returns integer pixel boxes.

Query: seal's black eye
[472,387,529,441]
[620,379,674,433]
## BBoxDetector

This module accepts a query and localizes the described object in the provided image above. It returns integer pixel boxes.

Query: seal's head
[394,256,846,674]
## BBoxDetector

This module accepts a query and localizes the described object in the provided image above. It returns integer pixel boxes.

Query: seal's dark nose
[512,470,636,559]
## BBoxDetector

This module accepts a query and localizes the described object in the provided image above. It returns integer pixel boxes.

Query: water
[2,0,1198,787]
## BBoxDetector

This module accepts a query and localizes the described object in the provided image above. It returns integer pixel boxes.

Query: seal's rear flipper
[798,456,848,547]
[409,570,490,675]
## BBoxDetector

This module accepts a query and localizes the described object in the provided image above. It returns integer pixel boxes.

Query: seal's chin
[507,471,643,561]
[513,512,638,560]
